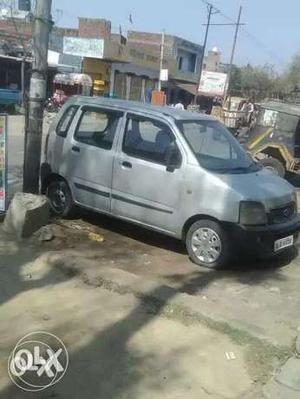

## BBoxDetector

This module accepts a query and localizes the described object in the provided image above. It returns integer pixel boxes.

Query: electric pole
[194,4,213,103]
[158,30,165,92]
[224,6,243,99]
[23,0,53,194]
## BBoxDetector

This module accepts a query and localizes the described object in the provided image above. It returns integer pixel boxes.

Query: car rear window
[56,106,79,138]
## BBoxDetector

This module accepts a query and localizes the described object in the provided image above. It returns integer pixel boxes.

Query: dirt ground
[1,209,300,398]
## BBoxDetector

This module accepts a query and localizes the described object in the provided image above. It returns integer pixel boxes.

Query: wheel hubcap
[49,185,66,213]
[191,227,222,264]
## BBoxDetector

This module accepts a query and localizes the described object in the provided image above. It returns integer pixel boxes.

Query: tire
[186,219,231,269]
[46,180,74,217]
[260,157,285,178]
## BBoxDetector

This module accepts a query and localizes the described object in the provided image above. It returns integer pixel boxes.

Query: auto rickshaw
[240,100,300,178]
[211,96,247,135]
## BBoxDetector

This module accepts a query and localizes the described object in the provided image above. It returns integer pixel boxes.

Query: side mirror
[165,142,181,172]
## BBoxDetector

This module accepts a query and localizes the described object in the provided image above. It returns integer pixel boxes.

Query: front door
[112,114,183,234]
[67,106,123,212]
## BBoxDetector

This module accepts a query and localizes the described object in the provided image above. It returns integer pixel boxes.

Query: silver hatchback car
[41,97,300,268]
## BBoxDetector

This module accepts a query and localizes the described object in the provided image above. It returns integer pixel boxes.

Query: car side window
[56,106,79,138]
[123,116,177,165]
[75,107,121,150]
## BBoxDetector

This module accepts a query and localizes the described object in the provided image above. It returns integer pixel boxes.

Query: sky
[51,0,300,71]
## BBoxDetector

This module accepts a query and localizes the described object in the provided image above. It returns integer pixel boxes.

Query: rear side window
[56,106,78,138]
[75,107,122,150]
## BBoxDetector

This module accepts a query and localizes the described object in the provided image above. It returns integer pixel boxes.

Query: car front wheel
[186,219,231,269]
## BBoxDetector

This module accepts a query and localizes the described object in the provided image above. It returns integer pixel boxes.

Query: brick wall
[53,27,79,38]
[127,31,175,58]
[0,19,32,39]
[79,18,111,39]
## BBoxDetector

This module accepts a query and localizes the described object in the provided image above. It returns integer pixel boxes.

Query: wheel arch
[41,172,69,194]
[182,214,221,241]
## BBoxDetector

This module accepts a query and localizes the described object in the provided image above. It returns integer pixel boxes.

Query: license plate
[274,235,294,252]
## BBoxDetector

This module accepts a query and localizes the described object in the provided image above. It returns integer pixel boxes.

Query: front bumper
[226,215,300,257]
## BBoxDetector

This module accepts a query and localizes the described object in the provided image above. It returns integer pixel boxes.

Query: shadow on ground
[0,212,298,398]
[0,230,77,307]
[0,267,266,399]
[76,208,186,255]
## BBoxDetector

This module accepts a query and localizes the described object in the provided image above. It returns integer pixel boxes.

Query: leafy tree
[228,64,282,101]
[228,65,242,95]
[283,53,300,93]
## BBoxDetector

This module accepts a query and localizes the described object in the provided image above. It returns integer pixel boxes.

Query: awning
[176,83,198,95]
[53,73,93,87]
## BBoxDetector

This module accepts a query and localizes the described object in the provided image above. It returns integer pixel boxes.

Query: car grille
[268,202,296,224]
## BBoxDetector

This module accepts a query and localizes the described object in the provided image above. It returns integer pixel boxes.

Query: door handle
[122,161,132,169]
[72,146,80,153]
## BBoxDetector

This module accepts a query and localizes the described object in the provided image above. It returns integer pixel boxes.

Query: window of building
[178,56,183,71]
[114,72,126,99]
[56,106,79,138]
[123,116,178,165]
[75,107,122,150]
[130,76,142,101]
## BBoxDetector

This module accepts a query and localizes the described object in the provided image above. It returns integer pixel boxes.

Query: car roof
[68,96,215,121]
[261,100,300,117]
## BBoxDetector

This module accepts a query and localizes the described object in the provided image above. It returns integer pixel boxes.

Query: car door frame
[111,110,188,234]
[65,104,124,214]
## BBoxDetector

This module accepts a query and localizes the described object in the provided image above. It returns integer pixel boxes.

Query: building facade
[0,12,203,104]
[127,31,203,105]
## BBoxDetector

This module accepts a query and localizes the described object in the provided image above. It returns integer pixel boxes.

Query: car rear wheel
[46,180,74,217]
[186,219,231,269]
[260,157,285,178]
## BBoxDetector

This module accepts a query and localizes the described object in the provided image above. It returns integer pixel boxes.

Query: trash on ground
[225,352,236,360]
[88,232,105,243]
[37,226,55,242]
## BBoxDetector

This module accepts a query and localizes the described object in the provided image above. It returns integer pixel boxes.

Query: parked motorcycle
[45,90,68,113]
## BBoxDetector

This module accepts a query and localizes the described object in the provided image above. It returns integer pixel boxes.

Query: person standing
[175,101,184,110]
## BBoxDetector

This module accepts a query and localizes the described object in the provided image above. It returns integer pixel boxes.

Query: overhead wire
[199,0,284,65]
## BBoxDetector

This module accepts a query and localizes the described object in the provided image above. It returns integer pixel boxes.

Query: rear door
[112,113,184,234]
[64,106,123,212]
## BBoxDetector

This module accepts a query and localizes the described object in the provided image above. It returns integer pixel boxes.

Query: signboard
[48,50,60,67]
[160,69,169,82]
[0,115,7,212]
[63,37,104,59]
[198,71,228,97]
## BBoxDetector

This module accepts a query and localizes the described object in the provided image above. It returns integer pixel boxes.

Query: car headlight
[239,201,267,225]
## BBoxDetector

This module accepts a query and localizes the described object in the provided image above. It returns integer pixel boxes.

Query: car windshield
[177,119,260,173]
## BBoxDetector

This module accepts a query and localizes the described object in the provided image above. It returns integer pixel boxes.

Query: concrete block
[3,192,49,239]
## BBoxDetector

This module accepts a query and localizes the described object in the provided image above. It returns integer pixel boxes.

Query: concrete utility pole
[157,30,165,92]
[194,4,213,104]
[224,6,243,99]
[23,0,52,193]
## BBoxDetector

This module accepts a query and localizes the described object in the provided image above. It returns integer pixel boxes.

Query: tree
[283,53,300,93]
[228,65,242,95]
[228,63,282,101]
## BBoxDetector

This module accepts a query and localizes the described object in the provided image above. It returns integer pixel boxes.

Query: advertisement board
[63,37,104,59]
[198,71,228,97]
[0,114,7,212]
[160,69,169,82]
